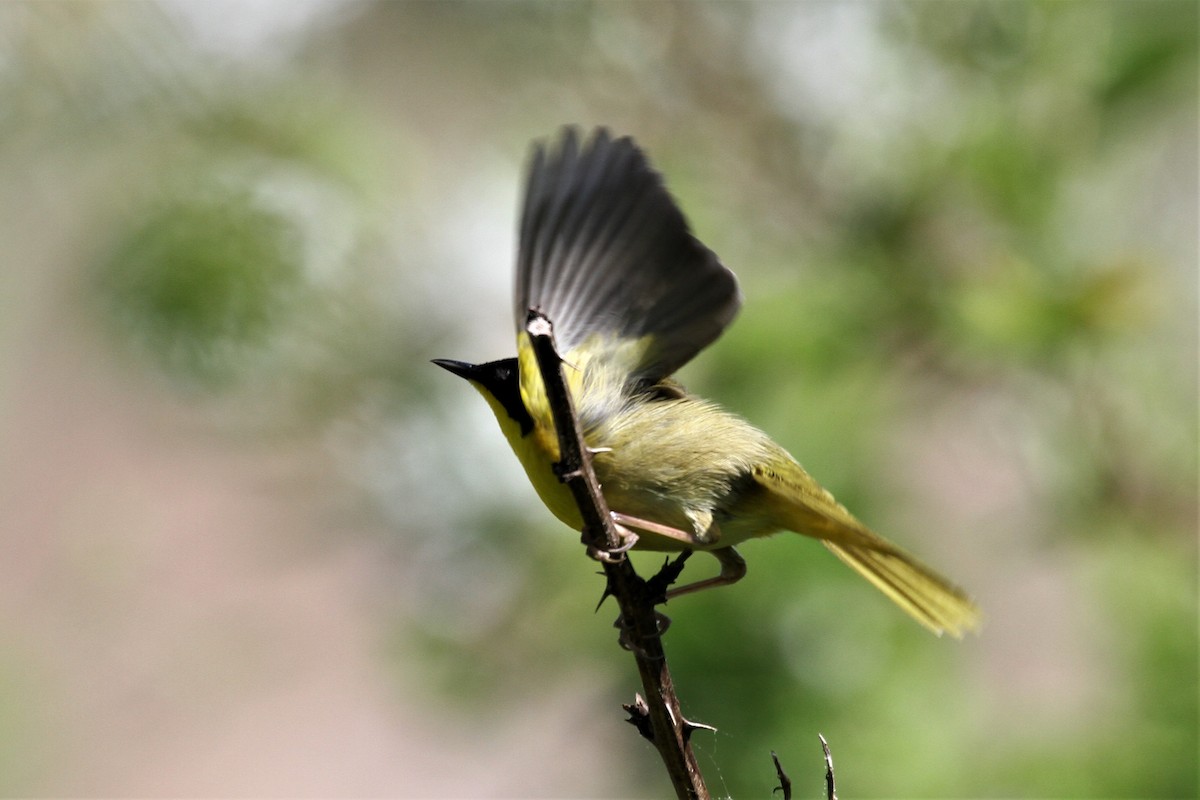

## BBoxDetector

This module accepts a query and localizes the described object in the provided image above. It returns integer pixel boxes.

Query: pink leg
[610,511,702,547]
[603,513,747,598]
[665,547,747,599]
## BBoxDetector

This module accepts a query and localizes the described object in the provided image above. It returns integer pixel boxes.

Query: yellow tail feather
[752,459,981,637]
[823,540,981,637]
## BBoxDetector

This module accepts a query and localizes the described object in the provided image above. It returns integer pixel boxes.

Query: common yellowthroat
[435,127,980,637]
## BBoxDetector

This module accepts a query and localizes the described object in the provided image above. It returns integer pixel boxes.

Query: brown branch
[525,310,710,800]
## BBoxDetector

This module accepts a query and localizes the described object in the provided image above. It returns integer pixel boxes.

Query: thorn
[554,464,583,482]
[681,717,717,744]
[663,701,677,728]
[594,579,614,613]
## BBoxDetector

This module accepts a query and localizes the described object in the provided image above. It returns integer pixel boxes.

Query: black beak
[431,356,530,433]
[431,358,478,380]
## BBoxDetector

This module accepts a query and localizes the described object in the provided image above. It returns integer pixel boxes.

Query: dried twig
[525,310,710,800]
[819,734,837,800]
[771,750,791,800]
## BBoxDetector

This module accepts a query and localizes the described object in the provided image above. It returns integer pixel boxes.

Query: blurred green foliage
[96,187,300,384]
[2,0,1195,797]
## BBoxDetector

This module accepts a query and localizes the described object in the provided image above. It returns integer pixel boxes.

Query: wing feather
[515,126,741,381]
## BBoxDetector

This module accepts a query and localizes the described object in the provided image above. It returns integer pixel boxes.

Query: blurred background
[0,1,1195,796]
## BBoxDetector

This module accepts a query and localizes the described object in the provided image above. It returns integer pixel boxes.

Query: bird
[434,127,980,637]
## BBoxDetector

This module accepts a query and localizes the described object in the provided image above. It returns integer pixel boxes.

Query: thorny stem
[525,310,709,800]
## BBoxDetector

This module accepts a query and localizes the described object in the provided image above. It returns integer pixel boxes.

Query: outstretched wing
[515,126,741,382]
